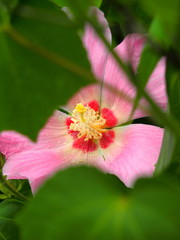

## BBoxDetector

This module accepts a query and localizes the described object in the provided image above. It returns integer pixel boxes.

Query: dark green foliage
[17,167,180,240]
[0,0,180,239]
[0,0,92,140]
[0,199,24,240]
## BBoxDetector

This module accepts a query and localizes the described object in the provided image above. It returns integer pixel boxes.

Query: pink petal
[37,111,69,150]
[102,34,167,123]
[29,175,49,193]
[0,131,33,158]
[1,111,74,191]
[66,83,131,126]
[82,7,111,80]
[146,57,167,110]
[93,124,163,187]
[0,111,68,158]
[66,82,135,126]
[3,150,67,180]
[66,84,100,112]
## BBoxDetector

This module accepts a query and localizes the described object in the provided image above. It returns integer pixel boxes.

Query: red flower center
[66,100,117,152]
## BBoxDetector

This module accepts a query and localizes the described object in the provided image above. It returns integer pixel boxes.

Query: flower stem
[58,107,71,115]
[0,154,30,202]
[0,172,30,202]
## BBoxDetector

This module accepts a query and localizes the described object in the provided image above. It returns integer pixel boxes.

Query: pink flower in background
[0,8,167,193]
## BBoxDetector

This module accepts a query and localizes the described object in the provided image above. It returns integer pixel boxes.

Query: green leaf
[154,127,175,175]
[0,218,20,240]
[0,1,10,26]
[0,0,19,26]
[0,199,24,240]
[149,17,171,49]
[17,166,180,240]
[0,0,19,11]
[0,0,93,139]
[51,0,102,8]
[137,44,161,91]
[130,33,161,118]
[95,0,102,7]
[139,0,180,49]
[51,0,102,23]
[139,0,180,25]
[166,55,180,120]
[155,50,180,174]
[0,199,24,218]
[133,40,161,101]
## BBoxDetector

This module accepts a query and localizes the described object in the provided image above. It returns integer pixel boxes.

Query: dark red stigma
[66,100,117,152]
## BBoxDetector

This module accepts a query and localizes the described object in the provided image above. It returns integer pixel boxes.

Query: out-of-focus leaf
[171,142,180,165]
[155,50,180,174]
[95,0,102,7]
[154,127,175,175]
[17,166,180,240]
[112,0,151,35]
[139,0,180,49]
[0,199,23,218]
[51,0,102,9]
[0,0,19,11]
[149,17,170,49]
[0,218,20,240]
[0,0,93,140]
[0,0,19,26]
[51,0,102,25]
[139,0,180,25]
[0,1,9,25]
[137,44,160,91]
[0,199,23,240]
[166,55,180,120]
[129,24,162,118]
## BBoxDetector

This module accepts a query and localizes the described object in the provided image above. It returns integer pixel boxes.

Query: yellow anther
[75,103,86,113]
[70,103,107,141]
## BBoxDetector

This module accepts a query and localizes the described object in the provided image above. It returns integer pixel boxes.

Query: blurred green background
[0,0,180,239]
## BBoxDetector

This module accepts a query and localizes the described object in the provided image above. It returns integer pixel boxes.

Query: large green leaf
[0,0,93,139]
[17,167,180,240]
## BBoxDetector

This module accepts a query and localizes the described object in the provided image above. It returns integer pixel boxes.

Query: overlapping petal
[29,175,50,193]
[102,34,167,123]
[0,111,67,155]
[82,7,111,80]
[66,84,100,112]
[1,111,71,185]
[3,150,63,180]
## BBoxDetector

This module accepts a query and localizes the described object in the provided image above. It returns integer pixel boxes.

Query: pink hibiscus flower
[0,8,167,193]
